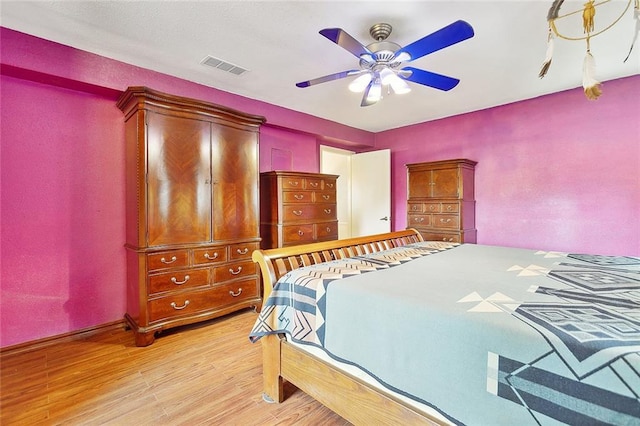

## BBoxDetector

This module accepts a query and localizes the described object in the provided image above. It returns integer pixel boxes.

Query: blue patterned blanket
[250,242,640,425]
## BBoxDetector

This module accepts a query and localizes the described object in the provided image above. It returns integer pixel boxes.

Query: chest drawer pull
[161,256,177,264]
[236,247,249,255]
[170,300,190,310]
[429,205,436,211]
[292,210,303,216]
[309,182,319,188]
[229,266,243,275]
[414,217,424,223]
[229,288,243,297]
[324,208,332,214]
[443,237,454,242]
[446,205,453,211]
[440,218,452,224]
[326,227,332,232]
[288,181,299,186]
[294,194,304,200]
[298,230,305,236]
[204,252,218,260]
[170,275,190,285]
[322,195,330,200]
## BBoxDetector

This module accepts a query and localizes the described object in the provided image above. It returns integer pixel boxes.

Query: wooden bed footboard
[252,229,446,425]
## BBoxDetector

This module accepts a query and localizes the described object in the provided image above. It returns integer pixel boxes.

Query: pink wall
[1,26,638,348]
[376,75,640,256]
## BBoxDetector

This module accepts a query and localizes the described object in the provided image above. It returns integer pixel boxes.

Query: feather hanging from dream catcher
[540,0,635,100]
[624,0,640,63]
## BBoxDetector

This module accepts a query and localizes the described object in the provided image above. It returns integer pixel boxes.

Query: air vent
[200,55,248,76]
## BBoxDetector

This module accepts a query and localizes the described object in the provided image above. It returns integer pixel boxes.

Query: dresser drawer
[314,191,336,203]
[441,203,459,213]
[213,260,257,282]
[283,224,315,244]
[229,242,258,260]
[306,178,322,190]
[433,215,460,229]
[193,246,227,265]
[147,250,189,271]
[148,268,210,295]
[283,191,312,203]
[316,221,338,240]
[424,203,440,213]
[408,214,431,227]
[283,205,326,221]
[281,176,304,189]
[323,179,337,190]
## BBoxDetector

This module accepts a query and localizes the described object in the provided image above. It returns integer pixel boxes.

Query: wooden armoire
[117,87,265,346]
[406,159,477,243]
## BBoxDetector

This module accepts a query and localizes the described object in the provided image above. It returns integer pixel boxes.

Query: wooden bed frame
[251,229,446,425]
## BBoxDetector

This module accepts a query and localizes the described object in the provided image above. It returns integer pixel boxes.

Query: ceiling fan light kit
[296,20,475,107]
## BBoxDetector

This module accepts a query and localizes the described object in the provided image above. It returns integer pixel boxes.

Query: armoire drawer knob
[204,252,218,260]
[229,266,243,275]
[229,288,243,297]
[170,300,190,310]
[171,275,190,285]
[161,256,177,264]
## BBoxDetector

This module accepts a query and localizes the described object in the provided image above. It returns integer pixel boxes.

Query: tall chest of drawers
[406,159,477,243]
[260,171,339,248]
[117,87,265,346]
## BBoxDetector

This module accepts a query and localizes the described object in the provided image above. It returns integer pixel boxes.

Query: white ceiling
[1,0,638,132]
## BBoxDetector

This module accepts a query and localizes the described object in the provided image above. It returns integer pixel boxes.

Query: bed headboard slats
[253,229,424,300]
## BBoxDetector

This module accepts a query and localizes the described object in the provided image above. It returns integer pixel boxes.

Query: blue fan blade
[320,28,372,58]
[395,20,474,61]
[296,70,360,88]
[402,67,460,91]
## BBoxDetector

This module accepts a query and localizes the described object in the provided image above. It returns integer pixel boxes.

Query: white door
[351,149,391,237]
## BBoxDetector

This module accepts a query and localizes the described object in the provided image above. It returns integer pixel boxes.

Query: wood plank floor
[0,310,350,425]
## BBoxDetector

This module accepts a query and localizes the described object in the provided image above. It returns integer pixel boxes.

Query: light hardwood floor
[0,310,350,425]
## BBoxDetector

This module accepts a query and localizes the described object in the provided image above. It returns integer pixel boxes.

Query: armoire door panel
[211,125,259,241]
[146,113,212,246]
[431,168,459,198]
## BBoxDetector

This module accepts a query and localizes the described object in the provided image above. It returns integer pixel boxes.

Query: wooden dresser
[117,87,265,346]
[259,171,339,248]
[406,159,477,243]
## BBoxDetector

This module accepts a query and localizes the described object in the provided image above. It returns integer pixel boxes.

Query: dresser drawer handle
[294,194,304,200]
[229,266,243,275]
[326,183,334,188]
[446,205,453,211]
[160,256,177,264]
[309,182,319,187]
[298,230,304,236]
[236,248,249,255]
[288,181,299,186]
[324,208,332,214]
[170,300,190,310]
[204,252,219,260]
[326,227,332,232]
[412,206,419,211]
[443,237,454,242]
[292,210,303,216]
[430,206,436,211]
[440,218,452,224]
[414,217,424,223]
[229,288,243,297]
[171,275,190,285]
[322,195,330,200]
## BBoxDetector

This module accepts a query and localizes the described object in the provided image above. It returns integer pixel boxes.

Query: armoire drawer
[213,260,257,282]
[193,246,227,265]
[433,215,460,229]
[148,279,259,323]
[148,268,211,295]
[314,191,336,203]
[147,250,189,271]
[408,214,431,226]
[229,242,258,260]
[419,231,462,243]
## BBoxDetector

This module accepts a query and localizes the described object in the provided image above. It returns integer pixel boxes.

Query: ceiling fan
[296,20,475,107]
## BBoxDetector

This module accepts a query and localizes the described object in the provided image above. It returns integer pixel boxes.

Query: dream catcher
[539,0,640,100]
